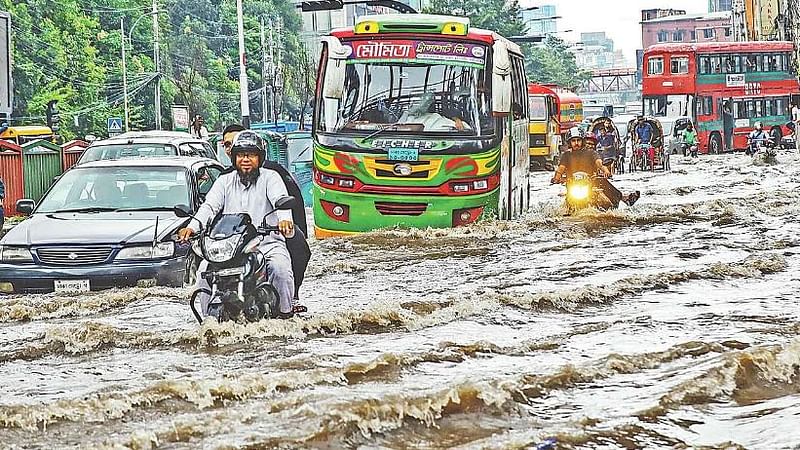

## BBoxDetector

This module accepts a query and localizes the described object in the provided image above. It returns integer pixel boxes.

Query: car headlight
[0,245,34,263]
[116,242,175,260]
[204,235,240,263]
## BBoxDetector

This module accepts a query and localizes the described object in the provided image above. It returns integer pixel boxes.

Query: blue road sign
[107,117,123,133]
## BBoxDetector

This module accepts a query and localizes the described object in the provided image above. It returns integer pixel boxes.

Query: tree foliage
[424,0,526,38]
[423,1,589,90]
[526,36,591,91]
[1,0,309,139]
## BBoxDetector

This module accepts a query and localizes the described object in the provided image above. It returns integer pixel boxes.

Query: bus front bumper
[312,187,499,237]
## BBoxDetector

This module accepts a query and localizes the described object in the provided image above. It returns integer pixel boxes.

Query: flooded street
[1,152,800,450]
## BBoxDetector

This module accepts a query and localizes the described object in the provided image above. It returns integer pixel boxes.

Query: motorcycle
[747,136,777,164]
[173,196,295,324]
[680,142,698,158]
[554,171,614,214]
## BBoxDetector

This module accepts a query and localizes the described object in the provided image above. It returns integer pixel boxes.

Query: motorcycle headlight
[204,235,240,263]
[567,184,591,201]
[0,245,34,263]
[117,242,175,260]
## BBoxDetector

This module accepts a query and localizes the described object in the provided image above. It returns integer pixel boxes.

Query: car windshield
[37,166,190,213]
[287,136,312,164]
[319,43,493,137]
[81,143,178,163]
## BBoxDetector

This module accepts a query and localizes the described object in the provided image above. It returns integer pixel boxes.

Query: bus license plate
[388,148,419,161]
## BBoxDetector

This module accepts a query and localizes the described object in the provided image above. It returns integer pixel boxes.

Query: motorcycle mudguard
[255,282,280,319]
[189,288,212,324]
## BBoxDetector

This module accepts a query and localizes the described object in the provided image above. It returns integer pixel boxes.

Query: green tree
[424,0,526,38]
[2,0,305,138]
[526,36,591,91]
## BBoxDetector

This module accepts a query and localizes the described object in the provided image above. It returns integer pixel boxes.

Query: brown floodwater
[1,152,799,449]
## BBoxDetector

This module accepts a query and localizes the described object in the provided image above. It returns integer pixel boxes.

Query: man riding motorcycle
[221,124,310,314]
[552,128,640,209]
[178,131,298,319]
[746,122,770,156]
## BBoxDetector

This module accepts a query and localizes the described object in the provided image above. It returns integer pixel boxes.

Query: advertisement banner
[348,39,486,67]
[171,105,190,132]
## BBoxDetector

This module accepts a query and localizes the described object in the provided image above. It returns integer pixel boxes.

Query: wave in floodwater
[88,339,778,450]
[0,287,188,324]
[0,254,785,366]
[640,338,800,421]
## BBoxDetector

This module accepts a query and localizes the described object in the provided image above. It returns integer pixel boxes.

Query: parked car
[76,131,216,165]
[285,131,313,208]
[0,157,224,294]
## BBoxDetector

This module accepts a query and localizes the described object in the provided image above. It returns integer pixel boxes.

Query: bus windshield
[528,96,548,121]
[320,62,494,137]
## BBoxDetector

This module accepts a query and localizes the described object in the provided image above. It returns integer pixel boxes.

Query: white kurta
[190,168,295,315]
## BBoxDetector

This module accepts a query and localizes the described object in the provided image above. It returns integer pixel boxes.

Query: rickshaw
[587,117,622,175]
[627,117,667,172]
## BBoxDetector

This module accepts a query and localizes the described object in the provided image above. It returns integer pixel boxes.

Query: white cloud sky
[520,0,709,65]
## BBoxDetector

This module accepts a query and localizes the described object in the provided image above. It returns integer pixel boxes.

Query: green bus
[312,14,530,238]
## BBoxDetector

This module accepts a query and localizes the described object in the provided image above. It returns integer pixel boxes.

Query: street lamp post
[121,8,165,131]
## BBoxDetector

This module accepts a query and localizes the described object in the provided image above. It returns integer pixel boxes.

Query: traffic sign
[107,117,123,134]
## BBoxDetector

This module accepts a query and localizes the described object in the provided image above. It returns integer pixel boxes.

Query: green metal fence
[22,139,64,202]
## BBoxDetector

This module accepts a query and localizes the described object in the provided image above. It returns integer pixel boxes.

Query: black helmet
[230,130,266,165]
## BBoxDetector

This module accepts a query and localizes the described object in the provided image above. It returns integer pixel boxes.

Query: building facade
[709,0,733,11]
[521,4,558,35]
[641,12,733,49]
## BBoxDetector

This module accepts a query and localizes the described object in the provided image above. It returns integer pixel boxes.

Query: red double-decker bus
[642,41,799,154]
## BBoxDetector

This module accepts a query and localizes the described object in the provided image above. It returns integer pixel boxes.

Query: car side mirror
[16,199,35,215]
[173,204,192,218]
[274,196,296,210]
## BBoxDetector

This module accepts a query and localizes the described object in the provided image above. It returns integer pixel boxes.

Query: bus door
[720,98,734,150]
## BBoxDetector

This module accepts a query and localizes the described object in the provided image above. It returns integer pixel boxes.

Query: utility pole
[236,0,250,127]
[267,20,276,124]
[152,0,162,130]
[274,19,283,125]
[260,19,268,125]
[121,19,130,132]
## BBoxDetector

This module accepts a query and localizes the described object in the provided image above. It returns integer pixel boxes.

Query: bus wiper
[364,124,403,140]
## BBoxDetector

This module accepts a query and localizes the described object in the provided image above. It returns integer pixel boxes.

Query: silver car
[77,131,217,165]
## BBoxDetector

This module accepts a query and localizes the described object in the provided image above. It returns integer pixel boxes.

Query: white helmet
[567,127,584,142]
[754,121,763,130]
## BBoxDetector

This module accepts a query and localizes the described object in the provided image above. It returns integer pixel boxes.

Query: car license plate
[54,279,90,294]
[388,148,419,161]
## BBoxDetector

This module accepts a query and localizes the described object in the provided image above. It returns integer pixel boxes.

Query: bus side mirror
[321,37,351,100]
[492,41,512,116]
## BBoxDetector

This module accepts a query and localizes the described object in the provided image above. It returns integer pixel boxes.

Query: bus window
[755,99,764,118]
[528,96,547,121]
[746,100,757,118]
[734,100,746,119]
[711,56,722,73]
[699,56,711,74]
[647,57,664,75]
[745,55,757,72]
[776,97,787,115]
[671,56,689,74]
[697,96,713,116]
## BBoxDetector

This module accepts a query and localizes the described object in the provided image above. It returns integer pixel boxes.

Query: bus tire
[709,133,722,155]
